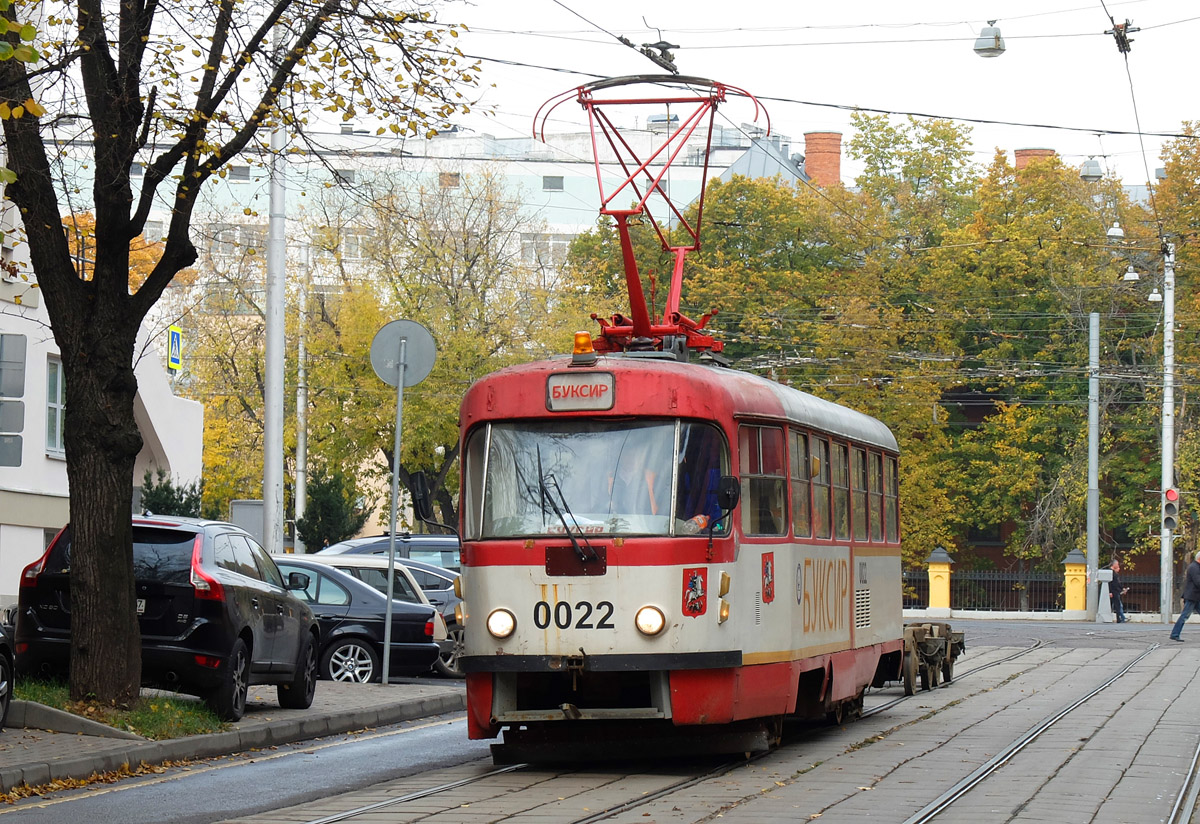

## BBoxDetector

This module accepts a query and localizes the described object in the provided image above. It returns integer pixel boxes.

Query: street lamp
[974,21,1006,58]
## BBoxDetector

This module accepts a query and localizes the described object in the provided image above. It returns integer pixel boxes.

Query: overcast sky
[450,0,1198,186]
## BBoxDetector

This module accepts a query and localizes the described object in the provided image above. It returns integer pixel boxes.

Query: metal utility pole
[1087,312,1099,620]
[263,27,287,555]
[294,262,309,553]
[1160,243,1176,623]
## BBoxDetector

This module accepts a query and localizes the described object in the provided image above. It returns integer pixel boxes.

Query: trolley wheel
[941,656,954,684]
[902,652,916,696]
[826,701,846,726]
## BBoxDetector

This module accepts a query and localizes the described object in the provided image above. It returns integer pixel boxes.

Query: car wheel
[278,633,317,709]
[0,653,11,730]
[321,638,379,683]
[207,638,250,721]
[433,624,465,679]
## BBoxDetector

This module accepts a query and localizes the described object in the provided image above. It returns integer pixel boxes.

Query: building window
[209,223,238,257]
[520,233,574,269]
[131,163,143,177]
[438,172,460,189]
[542,175,564,191]
[229,165,251,182]
[0,333,25,466]
[343,228,374,260]
[46,357,64,456]
[142,220,164,242]
[334,169,355,185]
[207,223,265,258]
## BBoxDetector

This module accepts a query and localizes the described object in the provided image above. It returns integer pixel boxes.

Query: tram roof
[463,355,899,454]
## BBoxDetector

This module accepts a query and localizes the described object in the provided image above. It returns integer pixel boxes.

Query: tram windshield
[463,420,729,539]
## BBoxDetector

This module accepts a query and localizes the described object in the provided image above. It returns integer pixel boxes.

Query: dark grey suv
[16,516,319,721]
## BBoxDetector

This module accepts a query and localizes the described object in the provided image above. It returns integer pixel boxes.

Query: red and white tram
[452,76,906,760]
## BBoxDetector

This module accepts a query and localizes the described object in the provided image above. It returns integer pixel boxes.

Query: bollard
[1063,548,1087,612]
[926,545,954,618]
[1095,567,1114,623]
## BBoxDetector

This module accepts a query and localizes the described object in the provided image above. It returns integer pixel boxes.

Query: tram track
[285,640,1050,824]
[900,643,1159,824]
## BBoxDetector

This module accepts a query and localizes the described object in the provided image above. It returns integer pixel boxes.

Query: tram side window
[851,447,868,541]
[832,443,850,540]
[869,452,884,541]
[885,456,900,542]
[738,425,787,537]
[812,436,831,539]
[675,422,730,535]
[789,431,811,538]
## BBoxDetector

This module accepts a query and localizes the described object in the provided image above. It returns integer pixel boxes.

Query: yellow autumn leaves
[0,97,45,120]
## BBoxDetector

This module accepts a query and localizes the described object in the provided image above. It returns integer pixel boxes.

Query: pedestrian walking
[1170,550,1200,641]
[1109,559,1129,623]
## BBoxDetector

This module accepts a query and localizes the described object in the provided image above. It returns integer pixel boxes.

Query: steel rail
[573,640,1052,823]
[1166,729,1200,824]
[863,638,1046,718]
[297,639,1048,824]
[298,764,525,824]
[901,644,1160,824]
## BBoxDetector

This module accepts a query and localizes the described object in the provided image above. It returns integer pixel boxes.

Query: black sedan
[274,557,441,683]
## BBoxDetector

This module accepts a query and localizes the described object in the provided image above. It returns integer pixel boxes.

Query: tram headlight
[634,605,666,636]
[486,608,516,639]
[718,598,730,624]
[453,575,462,598]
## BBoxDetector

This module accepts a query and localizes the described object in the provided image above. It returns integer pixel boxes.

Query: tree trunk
[62,319,143,705]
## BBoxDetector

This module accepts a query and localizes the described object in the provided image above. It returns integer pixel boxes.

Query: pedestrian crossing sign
[168,325,182,371]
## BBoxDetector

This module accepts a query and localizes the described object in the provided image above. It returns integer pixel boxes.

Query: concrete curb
[9,700,146,740]
[0,689,467,793]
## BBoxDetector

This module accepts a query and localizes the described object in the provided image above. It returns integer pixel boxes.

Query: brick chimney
[1014,148,1056,170]
[803,132,842,187]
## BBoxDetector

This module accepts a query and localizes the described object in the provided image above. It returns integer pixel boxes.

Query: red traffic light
[1166,488,1180,502]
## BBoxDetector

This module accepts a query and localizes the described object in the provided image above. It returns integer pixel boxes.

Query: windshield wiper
[538,447,598,563]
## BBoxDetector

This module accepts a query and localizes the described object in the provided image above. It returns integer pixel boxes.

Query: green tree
[295,467,370,549]
[0,0,477,704]
[139,468,203,517]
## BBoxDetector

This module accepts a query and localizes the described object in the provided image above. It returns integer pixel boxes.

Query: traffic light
[1164,487,1180,531]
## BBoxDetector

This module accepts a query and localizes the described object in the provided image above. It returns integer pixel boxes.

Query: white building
[0,239,203,604]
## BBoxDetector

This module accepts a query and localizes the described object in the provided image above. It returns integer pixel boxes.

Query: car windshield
[463,419,728,539]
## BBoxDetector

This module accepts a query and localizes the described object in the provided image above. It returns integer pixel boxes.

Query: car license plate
[136,598,146,615]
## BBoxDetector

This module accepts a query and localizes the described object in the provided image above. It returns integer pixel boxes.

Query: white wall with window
[0,204,203,604]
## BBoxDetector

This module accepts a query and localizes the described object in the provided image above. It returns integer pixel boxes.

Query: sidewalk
[0,678,466,793]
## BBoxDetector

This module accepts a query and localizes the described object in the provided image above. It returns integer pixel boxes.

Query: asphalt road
[0,713,489,824]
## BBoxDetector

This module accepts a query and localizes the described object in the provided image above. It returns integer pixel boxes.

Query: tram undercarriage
[474,644,908,762]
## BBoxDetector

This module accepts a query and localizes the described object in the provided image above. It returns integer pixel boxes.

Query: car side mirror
[286,571,310,591]
[410,471,435,523]
[717,475,740,511]
[409,470,462,541]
